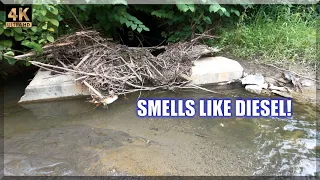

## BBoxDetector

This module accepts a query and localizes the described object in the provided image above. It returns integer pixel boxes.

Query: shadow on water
[3,81,318,176]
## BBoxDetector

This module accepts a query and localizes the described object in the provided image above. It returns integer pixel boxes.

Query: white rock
[19,70,90,103]
[299,79,315,87]
[261,83,269,89]
[241,74,265,86]
[191,56,243,85]
[245,85,263,94]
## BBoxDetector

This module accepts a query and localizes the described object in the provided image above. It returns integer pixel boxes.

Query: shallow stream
[3,81,319,176]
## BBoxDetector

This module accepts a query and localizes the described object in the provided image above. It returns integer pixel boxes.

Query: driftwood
[25,30,221,100]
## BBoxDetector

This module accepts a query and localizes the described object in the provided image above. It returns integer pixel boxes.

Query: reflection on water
[3,84,319,176]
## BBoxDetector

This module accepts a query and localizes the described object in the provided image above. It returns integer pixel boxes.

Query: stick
[74,76,88,81]
[76,52,92,69]
[29,61,130,81]
[83,80,103,99]
[13,42,74,60]
[120,57,143,82]
[148,61,165,78]
[65,5,84,30]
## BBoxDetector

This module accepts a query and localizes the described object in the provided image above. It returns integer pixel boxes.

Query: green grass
[211,5,318,68]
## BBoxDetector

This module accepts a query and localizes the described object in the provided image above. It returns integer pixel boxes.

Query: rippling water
[3,82,319,176]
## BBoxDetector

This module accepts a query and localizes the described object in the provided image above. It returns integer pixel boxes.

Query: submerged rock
[241,74,265,86]
[245,85,262,94]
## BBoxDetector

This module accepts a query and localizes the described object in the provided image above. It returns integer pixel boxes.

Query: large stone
[190,56,243,85]
[19,70,90,103]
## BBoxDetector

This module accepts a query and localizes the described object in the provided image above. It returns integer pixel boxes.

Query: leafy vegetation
[0,4,61,65]
[0,3,317,70]
[211,5,318,66]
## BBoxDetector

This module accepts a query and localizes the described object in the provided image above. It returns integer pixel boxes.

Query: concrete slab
[191,56,244,85]
[19,70,90,103]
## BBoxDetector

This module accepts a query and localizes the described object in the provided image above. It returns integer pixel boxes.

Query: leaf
[196,25,204,33]
[38,39,46,44]
[47,34,54,42]
[13,27,22,33]
[6,57,16,65]
[231,9,240,16]
[125,20,132,28]
[224,10,230,17]
[0,26,3,34]
[209,4,220,13]
[143,27,150,31]
[49,19,59,27]
[131,24,137,30]
[0,40,12,47]
[220,7,227,13]
[203,16,212,24]
[31,35,38,41]
[31,26,38,32]
[40,9,47,16]
[188,4,195,12]
[4,51,14,56]
[21,40,30,46]
[176,4,190,12]
[119,16,126,24]
[14,33,24,41]
[42,23,47,29]
[137,27,143,33]
[47,28,55,32]
[48,6,58,15]
[151,10,174,19]
[25,61,31,66]
[21,40,43,52]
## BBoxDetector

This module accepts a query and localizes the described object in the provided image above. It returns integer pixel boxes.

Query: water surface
[3,83,319,176]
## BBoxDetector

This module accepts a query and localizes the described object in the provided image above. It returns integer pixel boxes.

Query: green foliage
[147,4,244,42]
[0,4,61,65]
[62,3,245,43]
[212,5,317,66]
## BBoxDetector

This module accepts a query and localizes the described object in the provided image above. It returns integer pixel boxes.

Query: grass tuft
[211,5,318,68]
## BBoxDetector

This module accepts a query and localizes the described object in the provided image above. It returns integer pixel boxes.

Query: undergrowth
[210,5,318,68]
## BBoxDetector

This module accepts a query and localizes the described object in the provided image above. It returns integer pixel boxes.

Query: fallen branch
[83,80,103,99]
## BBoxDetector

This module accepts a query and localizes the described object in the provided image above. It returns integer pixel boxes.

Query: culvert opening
[117,7,168,48]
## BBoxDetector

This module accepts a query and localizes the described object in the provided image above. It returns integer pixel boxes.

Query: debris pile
[28,30,219,104]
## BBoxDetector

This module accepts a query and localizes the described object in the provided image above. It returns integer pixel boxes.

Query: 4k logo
[6,5,32,28]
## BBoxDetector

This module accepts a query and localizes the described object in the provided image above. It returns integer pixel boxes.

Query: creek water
[3,80,319,176]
